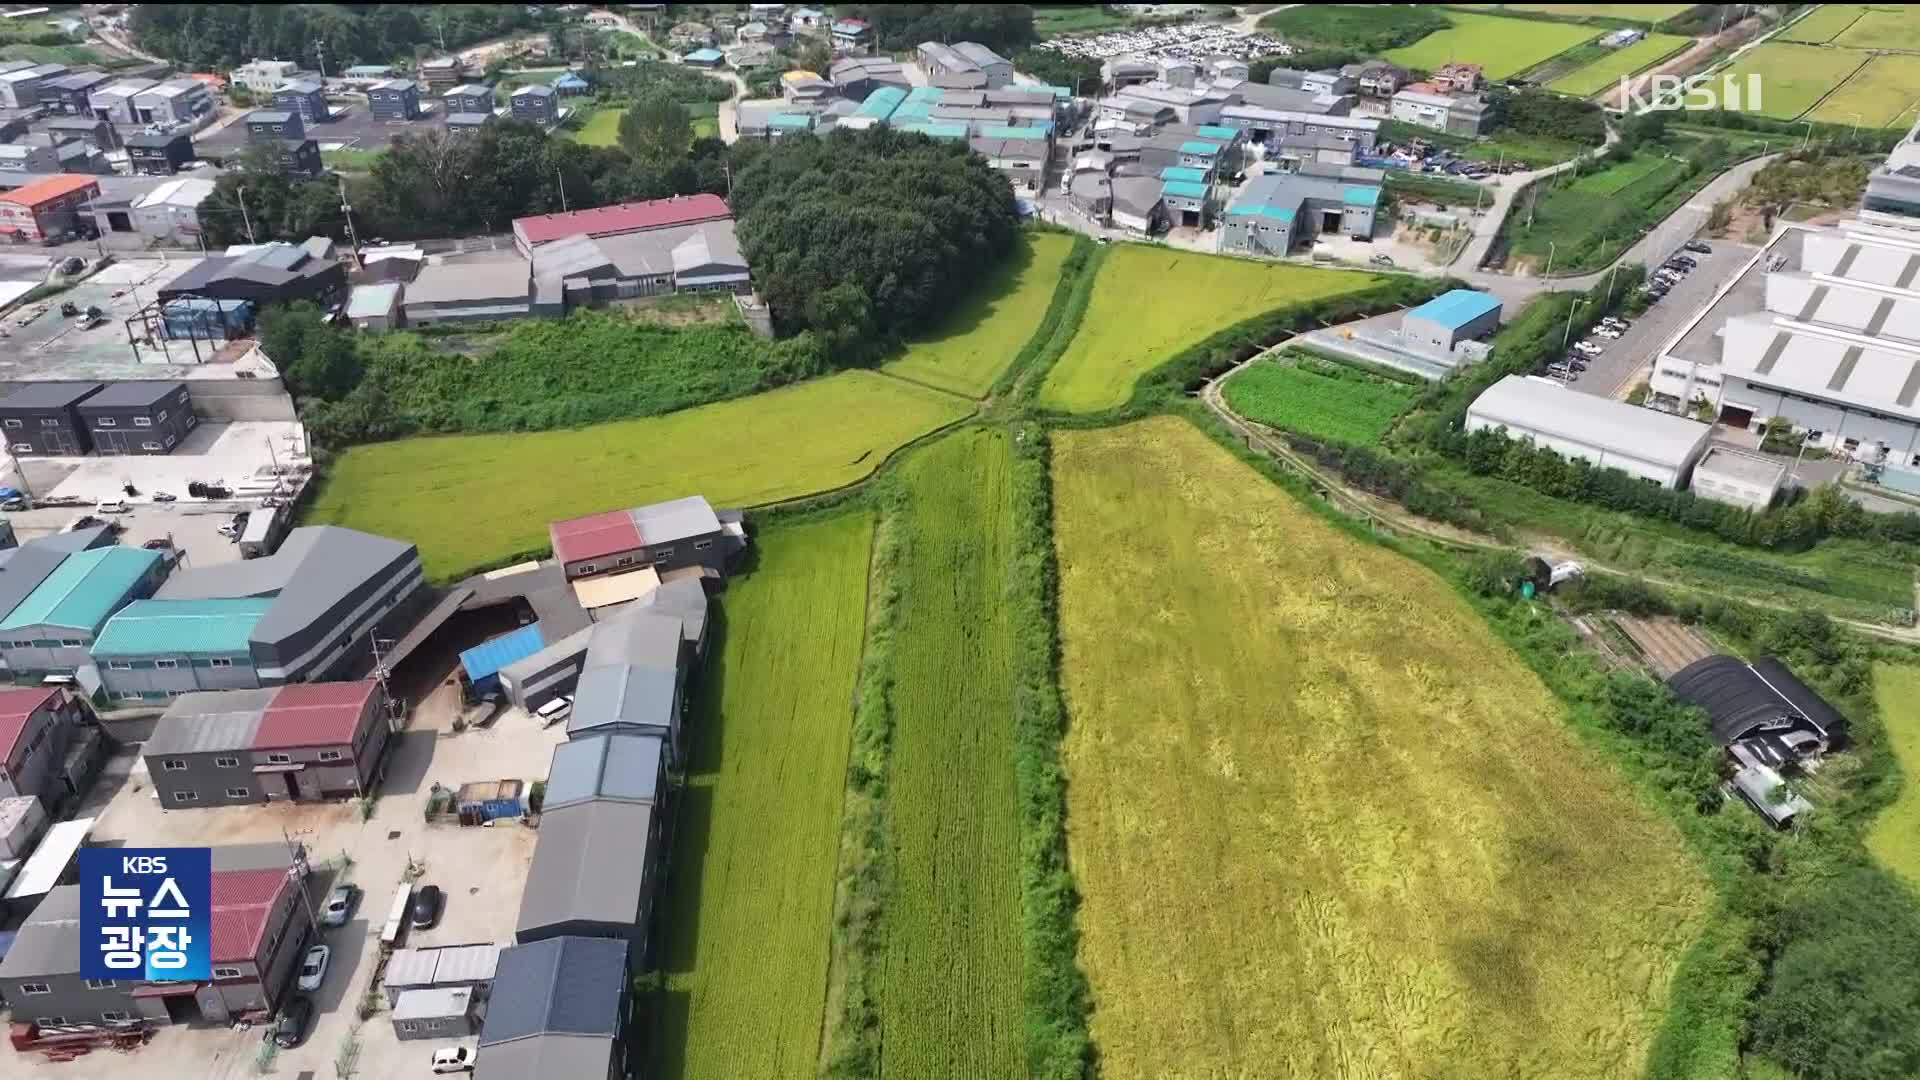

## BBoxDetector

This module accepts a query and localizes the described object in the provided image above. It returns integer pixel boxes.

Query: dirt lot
[18,638,566,1079]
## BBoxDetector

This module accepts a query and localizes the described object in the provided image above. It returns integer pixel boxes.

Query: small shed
[1403,289,1502,353]
[345,282,403,331]
[685,48,724,68]
[1690,446,1785,512]
[391,985,480,1041]
[459,623,546,698]
[550,71,591,96]
[454,778,524,822]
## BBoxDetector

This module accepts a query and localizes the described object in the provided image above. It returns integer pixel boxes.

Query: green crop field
[1719,43,1869,120]
[879,428,1024,1079]
[1870,665,1920,892]
[1049,416,1710,1080]
[652,512,873,1080]
[1834,6,1920,50]
[1385,12,1600,80]
[303,371,970,582]
[1807,54,1920,126]
[1222,356,1420,444]
[1778,4,1870,43]
[882,232,1074,397]
[1568,154,1680,196]
[572,106,624,146]
[1548,33,1689,97]
[1495,3,1693,21]
[1038,247,1382,414]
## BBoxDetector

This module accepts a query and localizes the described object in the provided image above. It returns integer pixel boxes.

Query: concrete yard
[1573,239,1759,400]
[19,636,567,1078]
[9,419,308,505]
[194,100,454,157]
[0,257,233,381]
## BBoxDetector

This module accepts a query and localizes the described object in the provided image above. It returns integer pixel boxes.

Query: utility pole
[236,185,256,244]
[314,40,329,80]
[336,174,362,269]
[280,827,319,930]
[371,637,405,732]
[555,166,568,212]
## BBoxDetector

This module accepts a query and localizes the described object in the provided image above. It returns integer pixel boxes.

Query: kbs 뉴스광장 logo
[78,848,212,982]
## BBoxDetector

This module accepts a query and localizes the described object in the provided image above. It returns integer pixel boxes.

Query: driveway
[1564,238,1757,400]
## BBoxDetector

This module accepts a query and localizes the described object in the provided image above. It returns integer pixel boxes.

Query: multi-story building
[244,108,305,143]
[142,681,391,806]
[509,83,559,126]
[1219,162,1383,257]
[1390,84,1490,137]
[0,687,90,808]
[442,83,495,116]
[272,78,329,124]
[231,59,303,95]
[132,79,212,125]
[0,379,104,451]
[547,495,743,581]
[420,57,465,91]
[86,78,155,124]
[367,79,420,121]
[124,131,195,175]
[75,381,196,454]
[39,70,111,115]
[0,545,168,679]
[0,63,65,110]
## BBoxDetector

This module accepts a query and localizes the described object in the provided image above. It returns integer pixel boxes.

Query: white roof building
[1466,374,1713,489]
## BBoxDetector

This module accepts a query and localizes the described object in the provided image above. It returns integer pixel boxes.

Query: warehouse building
[1465,374,1713,489]
[40,70,111,115]
[1655,218,1920,464]
[0,381,102,456]
[0,174,101,245]
[124,130,195,175]
[512,193,732,255]
[1690,446,1787,511]
[140,681,389,806]
[402,258,531,326]
[1219,163,1383,257]
[1401,289,1502,354]
[515,742,663,956]
[93,525,426,696]
[157,240,345,306]
[0,687,90,808]
[474,936,628,1080]
[529,219,752,308]
[548,495,744,581]
[0,63,64,110]
[75,381,195,455]
[43,115,116,152]
[367,79,420,121]
[87,77,155,124]
[916,41,1012,90]
[460,622,547,699]
[0,546,167,679]
[132,79,212,125]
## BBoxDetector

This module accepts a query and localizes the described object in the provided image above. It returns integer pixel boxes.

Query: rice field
[1488,3,1693,21]
[1385,12,1601,81]
[652,512,874,1080]
[882,233,1075,397]
[1038,247,1383,414]
[1806,54,1920,127]
[1222,355,1420,444]
[878,428,1024,1079]
[1548,32,1690,97]
[1049,416,1711,1080]
[1777,4,1871,43]
[1718,43,1869,121]
[1869,665,1920,892]
[303,371,971,582]
[1833,6,1920,51]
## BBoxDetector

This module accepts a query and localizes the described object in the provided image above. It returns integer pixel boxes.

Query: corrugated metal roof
[1407,288,1501,330]
[346,282,402,319]
[483,936,626,1044]
[252,680,378,750]
[1178,140,1221,155]
[769,112,814,129]
[0,546,159,633]
[383,947,440,988]
[210,867,291,963]
[566,664,676,737]
[1163,180,1209,199]
[461,623,547,683]
[1467,375,1710,471]
[1197,124,1237,138]
[430,942,501,984]
[1342,185,1381,207]
[0,687,59,761]
[1160,166,1207,183]
[394,985,475,1021]
[544,734,663,809]
[515,801,654,935]
[0,381,101,409]
[92,597,273,656]
[514,193,730,246]
[582,611,682,671]
[145,689,273,758]
[549,509,643,566]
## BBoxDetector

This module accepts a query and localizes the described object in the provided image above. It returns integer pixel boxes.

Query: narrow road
[1555,153,1777,290]
[1453,126,1620,273]
[605,10,745,143]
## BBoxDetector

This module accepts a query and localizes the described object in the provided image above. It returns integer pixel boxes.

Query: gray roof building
[544,733,664,810]
[402,257,531,324]
[476,936,627,1080]
[565,663,677,739]
[582,610,682,672]
[142,687,277,758]
[515,800,657,946]
[1466,374,1712,489]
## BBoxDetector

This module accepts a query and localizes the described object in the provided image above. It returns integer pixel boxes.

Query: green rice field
[1778,4,1871,43]
[1049,416,1710,1080]
[878,428,1024,1079]
[1038,247,1383,414]
[1870,665,1920,892]
[1548,32,1690,97]
[1385,12,1601,80]
[1571,154,1675,195]
[1475,3,1693,21]
[1807,53,1920,127]
[303,371,971,581]
[1718,43,1869,120]
[652,512,874,1080]
[1834,6,1920,51]
[1221,355,1420,445]
[882,233,1074,397]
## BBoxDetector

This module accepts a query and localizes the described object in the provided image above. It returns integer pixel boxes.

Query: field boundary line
[866,368,981,402]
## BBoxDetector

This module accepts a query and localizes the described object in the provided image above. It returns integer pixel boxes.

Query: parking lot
[0,258,227,381]
[193,99,454,157]
[20,634,566,1078]
[1034,19,1284,61]
[1564,240,1758,400]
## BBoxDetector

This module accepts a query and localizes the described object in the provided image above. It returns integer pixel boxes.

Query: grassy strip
[1008,420,1091,1079]
[1009,241,1106,407]
[1384,171,1491,206]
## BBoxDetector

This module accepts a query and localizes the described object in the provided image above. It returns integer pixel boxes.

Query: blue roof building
[461,623,547,696]
[1403,289,1504,350]
[684,48,724,67]
[1407,289,1503,330]
[550,71,591,95]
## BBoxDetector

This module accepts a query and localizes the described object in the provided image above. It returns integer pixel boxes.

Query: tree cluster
[1257,5,1449,53]
[128,4,543,70]
[593,59,734,104]
[840,4,1036,54]
[731,128,1020,354]
[1483,87,1606,147]
[1011,48,1101,94]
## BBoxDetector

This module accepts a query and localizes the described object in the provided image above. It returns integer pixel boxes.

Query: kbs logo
[1620,73,1765,114]
[79,848,212,981]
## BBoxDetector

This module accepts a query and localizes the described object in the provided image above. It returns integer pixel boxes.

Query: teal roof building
[0,546,164,636]
[92,597,275,658]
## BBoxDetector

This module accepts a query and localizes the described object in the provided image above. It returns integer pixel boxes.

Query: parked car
[321,884,358,928]
[296,943,330,992]
[1594,327,1622,339]
[94,499,129,514]
[271,997,312,1048]
[141,538,172,551]
[1684,240,1712,254]
[432,1046,476,1074]
[1368,253,1396,267]
[410,884,444,929]
[534,695,574,727]
[152,492,176,503]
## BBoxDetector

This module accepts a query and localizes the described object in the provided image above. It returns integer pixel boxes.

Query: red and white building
[511,192,733,255]
[0,174,102,243]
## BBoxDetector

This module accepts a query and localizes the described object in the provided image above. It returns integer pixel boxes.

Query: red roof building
[511,192,731,252]
[0,686,60,761]
[549,509,646,566]
[251,680,381,751]
[209,866,296,964]
[0,174,103,242]
[0,686,79,808]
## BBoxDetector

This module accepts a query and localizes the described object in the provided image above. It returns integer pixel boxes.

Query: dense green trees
[618,90,693,167]
[129,5,543,69]
[1011,49,1100,94]
[732,128,1020,350]
[199,146,343,248]
[841,4,1036,54]
[1257,5,1449,51]
[1485,87,1607,147]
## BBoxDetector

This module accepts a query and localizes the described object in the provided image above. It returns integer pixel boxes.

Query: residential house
[1432,62,1484,93]
[668,21,715,49]
[421,57,466,91]
[682,48,725,69]
[442,84,496,117]
[92,525,426,697]
[1348,60,1409,101]
[0,546,169,678]
[0,379,104,454]
[86,78,155,125]
[473,937,628,1080]
[918,42,988,90]
[445,111,497,135]
[830,17,872,55]
[829,55,909,97]
[231,59,303,95]
[123,131,194,175]
[510,84,559,126]
[271,79,329,124]
[74,381,196,455]
[551,72,591,97]
[141,681,390,806]
[243,108,305,143]
[529,219,751,310]
[780,69,832,105]
[0,688,88,808]
[790,6,827,32]
[366,79,421,121]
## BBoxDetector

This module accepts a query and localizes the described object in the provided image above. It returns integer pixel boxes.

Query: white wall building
[1467,374,1713,489]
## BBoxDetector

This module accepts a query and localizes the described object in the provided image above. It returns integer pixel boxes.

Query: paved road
[1563,238,1756,399]
[1452,140,1614,273]
[1557,153,1778,290]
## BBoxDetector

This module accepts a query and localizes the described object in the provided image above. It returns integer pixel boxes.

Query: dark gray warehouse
[0,382,102,456]
[75,381,195,455]
[367,79,420,120]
